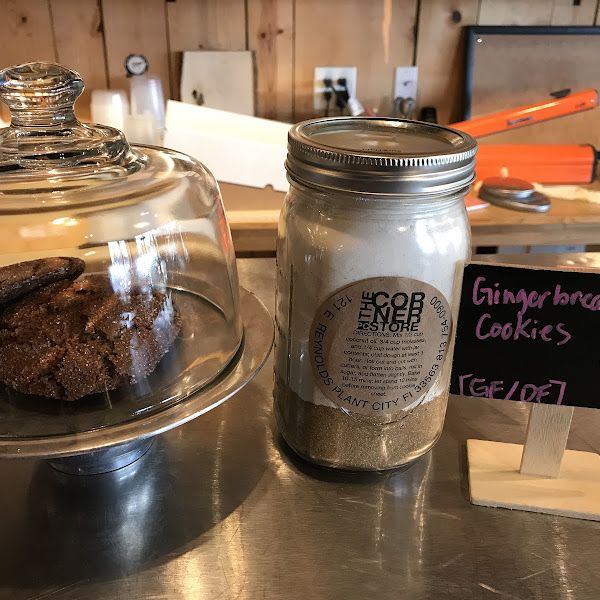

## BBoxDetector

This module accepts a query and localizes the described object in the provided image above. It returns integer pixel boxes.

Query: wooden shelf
[224,185,600,253]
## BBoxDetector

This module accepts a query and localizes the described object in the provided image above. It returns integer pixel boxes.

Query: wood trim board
[225,193,600,253]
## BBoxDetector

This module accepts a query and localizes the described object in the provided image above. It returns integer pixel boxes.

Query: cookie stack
[0,258,181,401]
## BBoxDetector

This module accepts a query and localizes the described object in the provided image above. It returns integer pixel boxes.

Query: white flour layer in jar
[277,194,470,414]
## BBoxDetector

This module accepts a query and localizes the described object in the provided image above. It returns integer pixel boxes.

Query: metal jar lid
[286,117,477,196]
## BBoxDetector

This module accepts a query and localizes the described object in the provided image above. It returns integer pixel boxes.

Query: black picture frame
[463,25,600,120]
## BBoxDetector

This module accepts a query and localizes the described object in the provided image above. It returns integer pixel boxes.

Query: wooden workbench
[220,182,600,254]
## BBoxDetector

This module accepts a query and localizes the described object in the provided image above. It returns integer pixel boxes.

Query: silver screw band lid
[286,117,477,196]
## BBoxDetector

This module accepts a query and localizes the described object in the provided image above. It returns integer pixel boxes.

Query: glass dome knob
[0,62,129,169]
[0,62,83,127]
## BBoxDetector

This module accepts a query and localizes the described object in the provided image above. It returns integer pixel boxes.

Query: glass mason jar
[274,118,477,471]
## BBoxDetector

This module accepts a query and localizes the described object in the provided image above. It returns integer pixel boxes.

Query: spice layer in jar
[274,118,477,471]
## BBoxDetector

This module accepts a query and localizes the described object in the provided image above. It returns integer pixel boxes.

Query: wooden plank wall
[0,0,598,125]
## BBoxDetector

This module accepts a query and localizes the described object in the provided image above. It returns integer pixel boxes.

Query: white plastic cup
[122,113,160,146]
[130,75,165,140]
[90,90,129,131]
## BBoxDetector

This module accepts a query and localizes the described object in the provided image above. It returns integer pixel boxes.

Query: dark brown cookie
[0,257,85,309]
[0,274,181,400]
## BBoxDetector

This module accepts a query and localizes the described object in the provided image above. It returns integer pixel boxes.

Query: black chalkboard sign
[450,262,600,407]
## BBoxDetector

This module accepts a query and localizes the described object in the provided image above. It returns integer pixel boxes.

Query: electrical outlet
[394,66,418,103]
[314,66,357,111]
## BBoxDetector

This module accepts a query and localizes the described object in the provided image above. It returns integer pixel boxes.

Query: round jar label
[309,277,451,417]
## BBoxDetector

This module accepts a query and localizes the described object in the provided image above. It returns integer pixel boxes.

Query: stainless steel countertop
[1,255,600,599]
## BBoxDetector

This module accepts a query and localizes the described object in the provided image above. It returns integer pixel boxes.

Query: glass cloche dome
[0,62,245,442]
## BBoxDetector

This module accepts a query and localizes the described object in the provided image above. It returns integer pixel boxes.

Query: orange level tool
[475,144,597,184]
[452,89,598,138]
[450,90,600,184]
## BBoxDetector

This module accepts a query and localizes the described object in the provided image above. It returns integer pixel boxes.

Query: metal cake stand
[0,287,273,475]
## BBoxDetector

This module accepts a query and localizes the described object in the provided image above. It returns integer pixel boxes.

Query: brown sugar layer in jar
[0,274,181,401]
[274,378,448,471]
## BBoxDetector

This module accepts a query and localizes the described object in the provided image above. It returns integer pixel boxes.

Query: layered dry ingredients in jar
[274,118,477,470]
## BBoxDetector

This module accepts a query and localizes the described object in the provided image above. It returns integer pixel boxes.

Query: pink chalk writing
[474,313,571,346]
[553,285,600,311]
[457,374,567,405]
[473,277,600,314]
[470,275,600,346]
[472,276,551,316]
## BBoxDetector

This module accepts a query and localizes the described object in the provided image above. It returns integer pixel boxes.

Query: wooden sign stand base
[467,404,600,521]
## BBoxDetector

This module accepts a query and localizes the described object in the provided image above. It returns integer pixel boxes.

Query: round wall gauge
[125,54,149,77]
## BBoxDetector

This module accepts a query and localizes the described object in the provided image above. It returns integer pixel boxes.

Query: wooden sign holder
[468,403,600,520]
